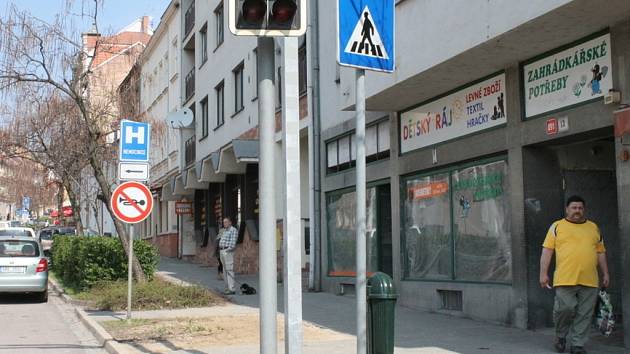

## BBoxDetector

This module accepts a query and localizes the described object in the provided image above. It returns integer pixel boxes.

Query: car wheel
[37,289,48,303]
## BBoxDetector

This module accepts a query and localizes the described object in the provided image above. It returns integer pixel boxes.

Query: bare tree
[0,1,147,281]
[1,91,89,232]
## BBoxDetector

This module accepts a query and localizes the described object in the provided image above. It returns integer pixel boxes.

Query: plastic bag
[595,289,614,336]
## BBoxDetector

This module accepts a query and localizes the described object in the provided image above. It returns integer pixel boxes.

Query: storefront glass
[452,161,511,282]
[402,159,512,283]
[403,173,452,280]
[326,187,378,276]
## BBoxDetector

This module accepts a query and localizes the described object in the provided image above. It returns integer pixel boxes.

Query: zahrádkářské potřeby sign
[400,73,506,154]
[523,33,612,118]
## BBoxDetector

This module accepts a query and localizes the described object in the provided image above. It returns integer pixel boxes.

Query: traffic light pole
[355,68,367,354]
[258,37,278,354]
[282,36,304,354]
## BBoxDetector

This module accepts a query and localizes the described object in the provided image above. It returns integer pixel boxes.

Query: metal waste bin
[367,272,397,354]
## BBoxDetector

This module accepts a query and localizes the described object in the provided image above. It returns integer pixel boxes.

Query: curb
[49,278,141,354]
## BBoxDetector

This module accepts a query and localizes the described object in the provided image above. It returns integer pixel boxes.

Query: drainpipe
[307,0,322,291]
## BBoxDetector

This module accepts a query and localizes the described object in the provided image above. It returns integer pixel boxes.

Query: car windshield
[0,240,40,257]
[39,230,53,240]
[58,228,75,235]
[0,230,32,237]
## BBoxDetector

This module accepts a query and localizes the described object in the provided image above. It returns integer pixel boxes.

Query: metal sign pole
[282,36,304,354]
[127,224,134,320]
[355,68,367,354]
[257,36,278,354]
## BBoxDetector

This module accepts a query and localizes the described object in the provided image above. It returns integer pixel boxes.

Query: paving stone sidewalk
[150,257,625,354]
[81,257,625,353]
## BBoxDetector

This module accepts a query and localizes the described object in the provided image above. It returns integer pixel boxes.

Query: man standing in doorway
[219,217,238,295]
[540,195,610,354]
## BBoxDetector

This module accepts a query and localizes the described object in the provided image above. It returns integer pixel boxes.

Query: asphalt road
[0,287,105,353]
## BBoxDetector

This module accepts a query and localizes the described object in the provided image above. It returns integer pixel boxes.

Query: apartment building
[132,1,182,257]
[79,17,152,236]
[139,0,311,274]
[314,0,630,345]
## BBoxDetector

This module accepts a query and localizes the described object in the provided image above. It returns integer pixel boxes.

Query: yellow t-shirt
[542,218,605,288]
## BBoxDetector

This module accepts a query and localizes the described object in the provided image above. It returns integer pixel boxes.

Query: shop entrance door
[563,170,622,314]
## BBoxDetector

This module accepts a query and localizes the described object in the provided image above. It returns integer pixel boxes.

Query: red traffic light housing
[241,0,266,25]
[270,0,297,27]
[230,0,306,37]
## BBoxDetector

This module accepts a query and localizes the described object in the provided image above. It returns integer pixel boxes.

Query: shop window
[326,119,390,174]
[402,159,511,283]
[403,172,452,280]
[326,187,378,276]
[451,161,511,282]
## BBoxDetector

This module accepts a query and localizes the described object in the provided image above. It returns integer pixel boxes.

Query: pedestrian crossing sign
[338,0,395,72]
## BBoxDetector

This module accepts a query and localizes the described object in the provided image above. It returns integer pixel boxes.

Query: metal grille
[438,290,463,311]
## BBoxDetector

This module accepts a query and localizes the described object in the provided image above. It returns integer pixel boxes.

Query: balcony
[184,2,195,39]
[185,69,195,102]
[184,135,196,167]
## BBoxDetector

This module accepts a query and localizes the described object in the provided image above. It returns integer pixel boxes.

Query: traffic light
[228,0,306,37]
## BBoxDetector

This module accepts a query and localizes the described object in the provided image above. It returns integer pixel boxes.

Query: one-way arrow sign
[118,162,150,181]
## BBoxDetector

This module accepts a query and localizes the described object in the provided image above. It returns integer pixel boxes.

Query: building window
[401,159,512,283]
[200,24,208,64]
[200,96,209,138]
[326,187,379,276]
[298,43,307,95]
[215,2,224,48]
[277,66,282,108]
[326,119,390,174]
[233,63,244,114]
[215,80,224,128]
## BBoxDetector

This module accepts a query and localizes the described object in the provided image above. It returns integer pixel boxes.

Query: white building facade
[136,1,182,257]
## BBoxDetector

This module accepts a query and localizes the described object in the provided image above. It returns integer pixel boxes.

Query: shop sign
[400,73,507,154]
[408,182,448,200]
[523,33,612,118]
[175,201,193,215]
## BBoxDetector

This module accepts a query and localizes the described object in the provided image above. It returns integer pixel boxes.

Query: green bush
[51,236,159,290]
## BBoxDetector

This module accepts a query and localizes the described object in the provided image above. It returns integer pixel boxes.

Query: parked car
[38,227,77,255]
[0,227,36,238]
[0,236,48,302]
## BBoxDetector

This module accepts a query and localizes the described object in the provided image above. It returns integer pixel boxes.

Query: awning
[184,167,208,190]
[233,139,259,163]
[160,180,178,201]
[217,140,259,174]
[62,206,73,217]
[172,174,193,196]
[197,153,226,183]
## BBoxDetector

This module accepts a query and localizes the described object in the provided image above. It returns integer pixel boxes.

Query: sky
[7,0,172,34]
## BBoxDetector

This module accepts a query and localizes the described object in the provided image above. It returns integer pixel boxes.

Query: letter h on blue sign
[119,120,151,162]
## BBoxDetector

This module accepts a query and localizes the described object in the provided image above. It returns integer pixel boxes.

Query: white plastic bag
[595,289,615,336]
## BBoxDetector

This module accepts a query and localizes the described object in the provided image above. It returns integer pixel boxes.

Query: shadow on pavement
[156,257,626,354]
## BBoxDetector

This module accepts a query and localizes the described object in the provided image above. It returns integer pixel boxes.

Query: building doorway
[524,133,622,333]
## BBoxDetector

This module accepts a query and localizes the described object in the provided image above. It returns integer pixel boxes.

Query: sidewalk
[153,257,625,354]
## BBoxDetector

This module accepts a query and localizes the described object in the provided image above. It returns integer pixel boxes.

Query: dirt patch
[103,314,351,349]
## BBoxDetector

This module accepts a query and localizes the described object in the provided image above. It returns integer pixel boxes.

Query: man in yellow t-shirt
[540,195,609,354]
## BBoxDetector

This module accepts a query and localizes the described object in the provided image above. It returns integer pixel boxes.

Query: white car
[0,227,36,238]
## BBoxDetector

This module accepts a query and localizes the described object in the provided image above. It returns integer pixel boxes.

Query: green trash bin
[367,272,397,354]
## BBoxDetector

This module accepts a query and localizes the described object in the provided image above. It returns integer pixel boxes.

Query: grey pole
[257,37,278,354]
[282,36,303,354]
[355,68,367,354]
[127,224,134,320]
[307,0,322,292]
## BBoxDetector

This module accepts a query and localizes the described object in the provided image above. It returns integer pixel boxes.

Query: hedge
[51,236,159,290]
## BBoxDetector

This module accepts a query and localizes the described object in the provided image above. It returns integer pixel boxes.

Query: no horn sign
[111,181,153,224]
